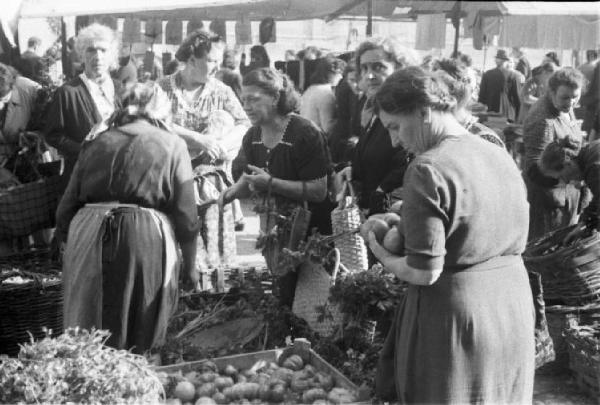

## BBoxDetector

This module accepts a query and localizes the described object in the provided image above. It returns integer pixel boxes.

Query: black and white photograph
[0,0,599,403]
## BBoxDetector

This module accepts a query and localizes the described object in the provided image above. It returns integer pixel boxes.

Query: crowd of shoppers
[3,20,600,405]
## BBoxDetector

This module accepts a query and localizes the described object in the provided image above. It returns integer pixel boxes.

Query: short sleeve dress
[238,113,330,233]
[376,134,535,403]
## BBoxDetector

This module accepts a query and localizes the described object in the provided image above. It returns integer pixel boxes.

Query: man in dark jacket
[478,49,521,122]
[18,37,44,83]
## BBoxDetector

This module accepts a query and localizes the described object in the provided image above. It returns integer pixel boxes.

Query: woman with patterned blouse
[159,29,250,274]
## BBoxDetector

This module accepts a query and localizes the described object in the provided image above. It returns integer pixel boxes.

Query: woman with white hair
[44,23,121,186]
[56,81,199,354]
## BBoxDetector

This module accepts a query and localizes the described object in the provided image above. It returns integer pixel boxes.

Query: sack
[331,181,368,273]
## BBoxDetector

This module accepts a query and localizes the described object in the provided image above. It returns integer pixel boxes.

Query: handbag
[331,181,368,273]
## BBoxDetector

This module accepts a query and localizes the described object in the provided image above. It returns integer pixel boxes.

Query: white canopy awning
[17,0,400,21]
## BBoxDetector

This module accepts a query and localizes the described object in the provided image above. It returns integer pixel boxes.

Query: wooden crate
[155,338,369,403]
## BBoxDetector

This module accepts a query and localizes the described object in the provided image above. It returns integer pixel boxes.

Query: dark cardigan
[44,76,122,180]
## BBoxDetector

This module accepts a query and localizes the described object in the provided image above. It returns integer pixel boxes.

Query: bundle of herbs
[0,328,163,404]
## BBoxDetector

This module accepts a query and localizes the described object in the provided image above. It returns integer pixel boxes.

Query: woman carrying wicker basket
[538,138,600,237]
[56,82,199,354]
[367,67,535,403]
[221,68,331,307]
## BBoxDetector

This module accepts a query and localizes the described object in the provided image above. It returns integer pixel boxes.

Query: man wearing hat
[478,49,521,122]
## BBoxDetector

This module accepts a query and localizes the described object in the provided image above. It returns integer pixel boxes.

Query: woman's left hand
[243,164,271,191]
[367,231,393,264]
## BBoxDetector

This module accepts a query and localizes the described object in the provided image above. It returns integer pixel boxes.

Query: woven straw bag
[292,248,343,337]
[331,182,368,273]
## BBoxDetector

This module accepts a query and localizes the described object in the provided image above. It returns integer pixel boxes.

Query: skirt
[376,256,535,404]
[62,203,180,354]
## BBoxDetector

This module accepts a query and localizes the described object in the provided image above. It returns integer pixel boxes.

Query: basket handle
[338,180,357,210]
[329,248,341,285]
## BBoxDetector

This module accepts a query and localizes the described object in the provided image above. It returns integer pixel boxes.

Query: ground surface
[233,198,596,404]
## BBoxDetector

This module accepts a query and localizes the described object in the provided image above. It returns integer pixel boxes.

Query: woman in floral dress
[159,29,250,276]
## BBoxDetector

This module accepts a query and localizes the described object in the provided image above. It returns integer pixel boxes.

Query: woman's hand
[172,123,223,160]
[243,164,271,191]
[335,166,353,202]
[367,230,394,264]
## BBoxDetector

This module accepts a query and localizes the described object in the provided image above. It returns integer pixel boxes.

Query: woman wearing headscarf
[56,82,199,354]
[222,68,330,307]
[369,66,534,403]
[44,23,122,187]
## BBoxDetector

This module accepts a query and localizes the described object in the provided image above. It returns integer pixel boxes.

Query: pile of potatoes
[158,354,357,404]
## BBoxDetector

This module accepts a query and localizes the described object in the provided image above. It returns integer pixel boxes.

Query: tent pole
[452,1,461,57]
[60,17,68,77]
[366,0,373,37]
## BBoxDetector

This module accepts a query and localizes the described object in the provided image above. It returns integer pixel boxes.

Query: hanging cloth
[93,15,118,30]
[259,17,276,44]
[75,16,91,34]
[498,16,538,48]
[472,15,499,51]
[235,18,252,45]
[415,14,446,50]
[536,15,600,50]
[187,18,204,36]
[145,18,163,44]
[165,19,183,45]
[463,11,479,39]
[209,19,226,39]
[123,17,142,43]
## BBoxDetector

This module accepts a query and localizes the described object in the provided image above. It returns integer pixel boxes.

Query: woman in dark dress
[336,37,416,216]
[367,67,535,403]
[222,68,330,306]
[56,82,199,354]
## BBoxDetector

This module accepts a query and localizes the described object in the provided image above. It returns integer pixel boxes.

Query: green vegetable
[0,328,163,404]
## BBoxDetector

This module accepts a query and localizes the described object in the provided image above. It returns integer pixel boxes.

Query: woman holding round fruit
[365,66,535,403]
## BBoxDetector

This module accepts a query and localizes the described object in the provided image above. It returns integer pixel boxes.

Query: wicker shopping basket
[0,249,62,356]
[292,248,344,338]
[564,317,600,401]
[523,224,600,305]
[0,175,62,238]
[331,182,368,273]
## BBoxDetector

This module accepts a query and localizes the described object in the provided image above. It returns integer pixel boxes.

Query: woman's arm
[243,164,327,202]
[170,122,222,159]
[368,231,442,285]
[222,177,252,205]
